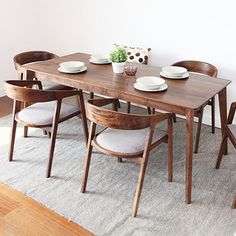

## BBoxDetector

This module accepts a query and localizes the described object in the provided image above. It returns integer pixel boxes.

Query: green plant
[109,47,127,63]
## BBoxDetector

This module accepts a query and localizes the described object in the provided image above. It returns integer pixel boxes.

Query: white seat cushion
[17,100,80,125]
[96,127,167,154]
[41,81,67,90]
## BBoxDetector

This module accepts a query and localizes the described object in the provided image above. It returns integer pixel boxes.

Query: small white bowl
[90,54,108,62]
[136,76,165,89]
[162,66,187,77]
[59,61,85,71]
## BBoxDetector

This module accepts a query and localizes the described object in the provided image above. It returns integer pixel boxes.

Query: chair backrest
[172,60,218,77]
[86,99,167,130]
[4,80,79,103]
[13,51,58,80]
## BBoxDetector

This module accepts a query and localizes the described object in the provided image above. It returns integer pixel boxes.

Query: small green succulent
[109,47,127,63]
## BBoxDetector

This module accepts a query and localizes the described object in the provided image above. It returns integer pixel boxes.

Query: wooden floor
[0,96,94,236]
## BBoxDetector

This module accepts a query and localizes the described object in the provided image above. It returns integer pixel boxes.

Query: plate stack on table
[160,66,189,79]
[134,76,168,92]
[58,61,87,74]
[89,54,111,64]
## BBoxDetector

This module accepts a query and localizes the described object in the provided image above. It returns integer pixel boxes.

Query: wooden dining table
[23,52,231,204]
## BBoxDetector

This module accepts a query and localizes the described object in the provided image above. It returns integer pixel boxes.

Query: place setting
[160,66,189,79]
[58,61,87,74]
[134,76,168,92]
[89,53,111,64]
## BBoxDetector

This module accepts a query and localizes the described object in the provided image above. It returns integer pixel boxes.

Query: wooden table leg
[185,109,194,204]
[219,88,228,155]
[78,90,88,143]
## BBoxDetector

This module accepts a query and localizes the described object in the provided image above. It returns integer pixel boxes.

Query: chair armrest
[87,98,119,110]
[227,102,236,124]
[5,80,42,90]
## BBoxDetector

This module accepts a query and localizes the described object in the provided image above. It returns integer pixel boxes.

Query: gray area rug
[0,107,235,236]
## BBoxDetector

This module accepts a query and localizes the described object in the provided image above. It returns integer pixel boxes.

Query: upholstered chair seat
[16,101,80,126]
[96,128,166,154]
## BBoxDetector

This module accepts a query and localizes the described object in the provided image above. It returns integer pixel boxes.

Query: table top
[24,53,231,114]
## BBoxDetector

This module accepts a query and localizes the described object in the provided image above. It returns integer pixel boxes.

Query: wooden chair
[81,98,173,217]
[172,60,218,153]
[215,101,236,209]
[4,80,88,178]
[14,51,75,136]
[13,51,70,90]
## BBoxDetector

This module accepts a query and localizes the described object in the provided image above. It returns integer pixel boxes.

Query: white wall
[1,0,236,127]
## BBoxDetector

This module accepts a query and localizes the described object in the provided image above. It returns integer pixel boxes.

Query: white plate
[58,66,87,74]
[89,59,111,65]
[162,66,187,77]
[160,71,189,79]
[59,61,85,71]
[136,76,165,89]
[134,83,168,92]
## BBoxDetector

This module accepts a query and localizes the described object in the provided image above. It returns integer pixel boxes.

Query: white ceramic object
[89,59,111,65]
[160,71,189,79]
[136,76,165,89]
[112,62,125,73]
[162,66,187,77]
[58,66,87,74]
[134,83,168,92]
[59,61,85,71]
[90,54,108,62]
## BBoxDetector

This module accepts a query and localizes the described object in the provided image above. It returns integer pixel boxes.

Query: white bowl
[136,76,165,89]
[162,66,187,77]
[90,54,108,62]
[59,61,85,71]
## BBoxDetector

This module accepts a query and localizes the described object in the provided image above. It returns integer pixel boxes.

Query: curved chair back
[86,99,167,130]
[13,51,58,80]
[4,80,78,103]
[172,60,218,77]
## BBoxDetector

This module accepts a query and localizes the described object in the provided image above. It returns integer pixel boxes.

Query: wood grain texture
[23,52,230,204]
[24,53,230,115]
[0,184,94,236]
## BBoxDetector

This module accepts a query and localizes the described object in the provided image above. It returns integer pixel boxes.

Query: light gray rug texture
[0,106,235,236]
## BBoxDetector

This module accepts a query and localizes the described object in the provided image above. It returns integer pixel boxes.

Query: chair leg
[9,120,17,162]
[152,108,155,114]
[132,160,148,217]
[46,102,61,178]
[168,117,173,182]
[215,133,227,169]
[81,123,96,193]
[173,113,177,123]
[232,195,236,209]
[90,92,94,99]
[211,97,215,134]
[118,158,122,163]
[126,102,131,113]
[24,126,28,137]
[9,100,21,162]
[147,107,151,114]
[194,110,203,154]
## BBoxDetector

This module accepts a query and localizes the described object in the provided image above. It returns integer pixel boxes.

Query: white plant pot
[112,62,125,73]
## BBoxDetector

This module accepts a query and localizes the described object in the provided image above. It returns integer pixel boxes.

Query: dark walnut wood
[23,52,231,204]
[215,101,236,209]
[172,60,218,153]
[81,98,173,217]
[4,80,88,178]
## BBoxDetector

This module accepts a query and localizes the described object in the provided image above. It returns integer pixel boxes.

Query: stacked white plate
[160,66,189,79]
[134,76,168,92]
[89,54,111,64]
[58,61,87,74]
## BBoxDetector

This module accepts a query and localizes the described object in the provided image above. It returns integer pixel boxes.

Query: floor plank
[0,96,12,117]
[0,184,94,236]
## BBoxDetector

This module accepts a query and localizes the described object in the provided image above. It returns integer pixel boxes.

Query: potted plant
[109,47,127,73]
